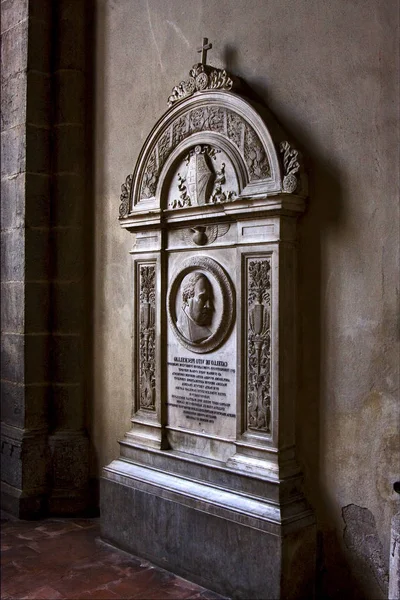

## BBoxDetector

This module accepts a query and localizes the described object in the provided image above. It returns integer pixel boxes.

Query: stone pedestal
[101,55,315,598]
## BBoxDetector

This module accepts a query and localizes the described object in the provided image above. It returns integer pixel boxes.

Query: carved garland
[247,259,271,433]
[138,265,156,411]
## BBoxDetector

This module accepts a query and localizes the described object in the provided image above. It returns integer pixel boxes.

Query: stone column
[1,0,90,517]
[47,0,89,514]
[1,0,52,517]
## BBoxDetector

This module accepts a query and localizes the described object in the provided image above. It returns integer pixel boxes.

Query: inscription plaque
[167,354,236,437]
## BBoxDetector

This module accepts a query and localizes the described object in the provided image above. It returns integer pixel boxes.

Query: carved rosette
[138,265,156,411]
[279,141,300,193]
[168,63,234,107]
[247,259,271,433]
[119,174,133,218]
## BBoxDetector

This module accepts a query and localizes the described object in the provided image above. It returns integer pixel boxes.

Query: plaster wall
[92,0,399,595]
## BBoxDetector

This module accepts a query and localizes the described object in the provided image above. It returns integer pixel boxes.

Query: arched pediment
[130,91,281,211]
[119,66,305,221]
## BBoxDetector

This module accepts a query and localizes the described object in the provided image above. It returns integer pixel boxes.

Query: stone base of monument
[101,446,315,599]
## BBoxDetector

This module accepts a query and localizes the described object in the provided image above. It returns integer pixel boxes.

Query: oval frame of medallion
[167,255,235,354]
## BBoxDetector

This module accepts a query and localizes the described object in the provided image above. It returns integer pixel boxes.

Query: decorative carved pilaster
[138,265,156,411]
[247,259,271,433]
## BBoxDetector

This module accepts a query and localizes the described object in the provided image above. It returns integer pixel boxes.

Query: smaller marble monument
[101,38,315,599]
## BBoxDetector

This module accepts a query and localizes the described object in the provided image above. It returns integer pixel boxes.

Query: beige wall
[93,0,399,594]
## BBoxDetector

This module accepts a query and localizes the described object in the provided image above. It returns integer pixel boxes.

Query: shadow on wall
[84,20,389,597]
[222,47,388,600]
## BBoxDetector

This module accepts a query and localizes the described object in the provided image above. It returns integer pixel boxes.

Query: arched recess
[129,90,284,214]
[157,131,248,210]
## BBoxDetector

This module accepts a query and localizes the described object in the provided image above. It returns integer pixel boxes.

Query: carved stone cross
[197,37,212,66]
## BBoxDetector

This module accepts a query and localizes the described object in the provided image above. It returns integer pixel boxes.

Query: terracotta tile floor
[1,517,226,600]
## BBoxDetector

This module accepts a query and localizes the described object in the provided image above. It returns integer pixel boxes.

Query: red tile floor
[1,516,226,600]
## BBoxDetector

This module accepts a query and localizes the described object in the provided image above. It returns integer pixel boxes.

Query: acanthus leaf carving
[279,141,300,193]
[247,259,271,434]
[139,265,156,411]
[208,68,233,90]
[170,172,192,209]
[119,174,133,218]
[245,127,271,180]
[140,150,158,199]
[168,64,234,107]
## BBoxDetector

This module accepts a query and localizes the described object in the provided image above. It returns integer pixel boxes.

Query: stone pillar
[47,0,89,514]
[1,0,90,517]
[1,0,52,517]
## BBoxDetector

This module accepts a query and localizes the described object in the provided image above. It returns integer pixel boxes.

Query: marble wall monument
[101,39,315,599]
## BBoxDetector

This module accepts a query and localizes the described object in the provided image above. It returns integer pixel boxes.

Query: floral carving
[190,107,208,132]
[167,64,233,107]
[158,130,171,166]
[247,259,271,433]
[139,265,156,411]
[279,141,300,193]
[227,111,243,149]
[172,115,189,146]
[208,106,225,133]
[170,173,192,209]
[209,68,233,90]
[244,128,271,180]
[119,174,133,218]
[140,150,158,198]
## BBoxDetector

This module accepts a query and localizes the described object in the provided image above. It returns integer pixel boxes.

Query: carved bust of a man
[176,272,214,343]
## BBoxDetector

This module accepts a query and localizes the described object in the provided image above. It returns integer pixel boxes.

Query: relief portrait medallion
[167,256,235,353]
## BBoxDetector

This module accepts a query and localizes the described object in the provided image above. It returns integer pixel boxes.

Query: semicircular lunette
[162,142,240,211]
[140,104,271,202]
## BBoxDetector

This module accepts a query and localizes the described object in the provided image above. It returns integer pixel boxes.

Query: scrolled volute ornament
[168,64,234,107]
[119,174,133,218]
[279,141,301,194]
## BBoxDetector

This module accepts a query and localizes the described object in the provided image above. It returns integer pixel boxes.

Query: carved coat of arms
[169,145,236,209]
[186,146,214,205]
